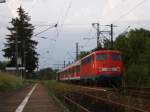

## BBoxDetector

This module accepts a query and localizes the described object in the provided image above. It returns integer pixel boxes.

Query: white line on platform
[15,83,38,112]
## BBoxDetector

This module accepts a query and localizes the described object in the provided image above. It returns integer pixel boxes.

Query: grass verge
[43,80,75,112]
[0,72,23,92]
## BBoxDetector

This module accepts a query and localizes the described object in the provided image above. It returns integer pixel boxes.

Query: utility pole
[106,24,117,49]
[92,23,100,48]
[15,32,19,75]
[37,60,39,75]
[23,40,26,77]
[64,61,66,68]
[76,42,79,61]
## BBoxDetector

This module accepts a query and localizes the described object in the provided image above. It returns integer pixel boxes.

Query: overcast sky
[0,0,150,69]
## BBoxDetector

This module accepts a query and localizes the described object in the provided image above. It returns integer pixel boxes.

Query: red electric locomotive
[57,50,123,86]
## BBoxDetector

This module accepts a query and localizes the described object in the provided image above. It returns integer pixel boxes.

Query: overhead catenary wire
[20,0,23,6]
[45,0,74,69]
[80,27,96,50]
[59,0,73,27]
[39,0,73,66]
[34,23,57,36]
[102,0,128,18]
[113,0,147,24]
[34,23,107,28]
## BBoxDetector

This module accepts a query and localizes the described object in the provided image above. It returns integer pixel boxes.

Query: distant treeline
[37,68,58,80]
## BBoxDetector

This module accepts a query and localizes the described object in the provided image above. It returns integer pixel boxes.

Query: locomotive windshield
[112,54,121,61]
[96,54,107,60]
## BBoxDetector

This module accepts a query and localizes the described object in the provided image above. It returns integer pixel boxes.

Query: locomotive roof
[80,50,121,60]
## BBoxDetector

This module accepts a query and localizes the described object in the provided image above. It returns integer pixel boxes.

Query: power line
[60,0,73,27]
[20,0,23,6]
[39,0,73,65]
[80,27,96,50]
[67,51,74,60]
[45,0,73,68]
[34,23,107,27]
[34,24,57,27]
[102,0,129,19]
[113,0,147,23]
[34,23,57,36]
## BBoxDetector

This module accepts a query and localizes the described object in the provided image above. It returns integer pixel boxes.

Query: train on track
[57,50,123,86]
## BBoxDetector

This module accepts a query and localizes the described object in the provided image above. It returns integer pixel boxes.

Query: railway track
[60,84,150,112]
[72,84,150,99]
[121,87,150,99]
[63,95,91,112]
[63,91,149,112]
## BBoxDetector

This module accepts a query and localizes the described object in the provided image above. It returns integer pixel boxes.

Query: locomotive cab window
[96,54,107,60]
[112,54,121,61]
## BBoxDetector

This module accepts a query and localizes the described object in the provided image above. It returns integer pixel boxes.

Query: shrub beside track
[0,72,23,91]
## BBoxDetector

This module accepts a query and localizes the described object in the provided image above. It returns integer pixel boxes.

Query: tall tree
[3,7,38,74]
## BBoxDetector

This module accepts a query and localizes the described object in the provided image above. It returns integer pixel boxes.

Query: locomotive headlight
[101,68,109,72]
[112,67,118,71]
[101,67,120,72]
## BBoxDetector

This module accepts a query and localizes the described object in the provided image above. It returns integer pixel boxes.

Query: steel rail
[79,92,148,112]
[121,87,150,99]
[63,95,92,112]
[69,84,111,92]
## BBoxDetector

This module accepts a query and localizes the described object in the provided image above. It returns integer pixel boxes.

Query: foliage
[78,51,90,59]
[0,72,23,91]
[113,28,150,86]
[0,61,8,71]
[38,68,57,80]
[43,80,76,112]
[103,39,112,50]
[3,7,38,74]
[43,80,76,94]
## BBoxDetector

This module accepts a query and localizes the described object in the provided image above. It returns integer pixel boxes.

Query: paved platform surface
[0,85,33,112]
[23,84,60,112]
[0,84,60,112]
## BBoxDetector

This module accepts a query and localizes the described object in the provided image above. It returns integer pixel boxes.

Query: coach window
[70,68,72,74]
[112,54,121,61]
[76,66,80,73]
[66,70,68,74]
[72,67,75,74]
[96,54,107,60]
[68,69,70,74]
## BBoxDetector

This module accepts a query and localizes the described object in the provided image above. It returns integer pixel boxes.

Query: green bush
[0,72,23,91]
[124,64,150,87]
[113,28,150,87]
